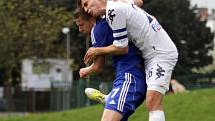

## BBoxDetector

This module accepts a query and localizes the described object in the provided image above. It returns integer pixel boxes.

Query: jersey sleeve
[106,2,128,48]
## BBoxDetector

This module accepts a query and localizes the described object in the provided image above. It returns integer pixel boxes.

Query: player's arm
[84,45,127,64]
[84,3,130,64]
[95,45,128,55]
[80,55,105,78]
[122,0,143,7]
[107,3,129,50]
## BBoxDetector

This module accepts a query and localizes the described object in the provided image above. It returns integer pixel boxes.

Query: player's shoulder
[96,18,108,27]
[94,18,111,33]
[107,0,128,11]
[92,18,114,46]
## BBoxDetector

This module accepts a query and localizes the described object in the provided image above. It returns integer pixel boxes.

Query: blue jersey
[91,18,143,76]
[91,18,146,121]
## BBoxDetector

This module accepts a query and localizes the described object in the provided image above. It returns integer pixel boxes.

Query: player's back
[106,1,178,63]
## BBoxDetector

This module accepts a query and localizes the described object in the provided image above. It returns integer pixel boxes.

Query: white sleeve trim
[113,38,128,48]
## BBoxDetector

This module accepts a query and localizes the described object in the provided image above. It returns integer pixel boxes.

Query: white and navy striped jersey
[106,1,178,63]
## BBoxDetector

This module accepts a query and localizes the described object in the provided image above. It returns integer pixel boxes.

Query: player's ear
[133,0,143,7]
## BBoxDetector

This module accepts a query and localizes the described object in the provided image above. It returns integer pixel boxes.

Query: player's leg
[146,66,168,121]
[146,90,165,121]
[145,59,177,121]
[146,90,164,110]
[104,72,146,121]
[101,109,123,121]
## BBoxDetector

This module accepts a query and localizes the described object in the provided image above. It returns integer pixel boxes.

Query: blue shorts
[105,71,147,121]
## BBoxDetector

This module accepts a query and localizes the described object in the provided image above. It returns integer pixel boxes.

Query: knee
[101,117,118,121]
[101,113,110,121]
[101,116,106,121]
[146,95,162,111]
[101,109,123,121]
[146,96,155,110]
[101,116,109,121]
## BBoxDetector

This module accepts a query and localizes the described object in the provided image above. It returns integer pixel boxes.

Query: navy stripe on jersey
[113,28,128,41]
[147,15,153,23]
[113,28,127,33]
[143,11,153,24]
[114,35,127,40]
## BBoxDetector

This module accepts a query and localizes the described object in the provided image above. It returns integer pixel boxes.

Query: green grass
[1,88,215,121]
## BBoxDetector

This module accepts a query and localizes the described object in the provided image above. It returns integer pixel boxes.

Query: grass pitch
[1,88,215,121]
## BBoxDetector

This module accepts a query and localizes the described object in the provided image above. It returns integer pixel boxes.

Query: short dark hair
[74,0,92,21]
[74,7,92,21]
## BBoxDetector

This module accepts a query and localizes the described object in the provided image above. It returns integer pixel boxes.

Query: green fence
[176,72,215,90]
[49,79,112,111]
[36,73,215,112]
[2,72,215,112]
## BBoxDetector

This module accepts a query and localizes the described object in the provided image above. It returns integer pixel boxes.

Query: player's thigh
[101,109,122,121]
[105,72,146,120]
[145,60,177,94]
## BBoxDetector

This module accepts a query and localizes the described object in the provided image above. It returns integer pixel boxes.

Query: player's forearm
[91,61,103,73]
[83,65,94,75]
[84,63,101,75]
[87,56,104,74]
[96,45,128,56]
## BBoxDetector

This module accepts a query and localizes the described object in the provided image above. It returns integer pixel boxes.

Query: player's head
[81,0,106,17]
[74,7,95,35]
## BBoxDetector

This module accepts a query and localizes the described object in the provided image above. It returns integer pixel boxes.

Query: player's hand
[84,47,97,64]
[79,68,89,78]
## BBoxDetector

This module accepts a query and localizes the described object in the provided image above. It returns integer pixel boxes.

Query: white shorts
[145,57,178,94]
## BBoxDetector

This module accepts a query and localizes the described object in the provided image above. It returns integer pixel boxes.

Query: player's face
[75,15,94,35]
[81,0,105,17]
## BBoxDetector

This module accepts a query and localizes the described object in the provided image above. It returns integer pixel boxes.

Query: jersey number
[110,88,120,98]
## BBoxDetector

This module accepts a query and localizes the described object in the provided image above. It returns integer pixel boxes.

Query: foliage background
[0,0,214,85]
[143,0,214,75]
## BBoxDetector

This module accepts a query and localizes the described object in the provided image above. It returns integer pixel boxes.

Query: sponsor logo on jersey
[109,100,116,105]
[108,9,116,24]
[156,64,165,79]
[151,20,162,32]
[145,13,162,32]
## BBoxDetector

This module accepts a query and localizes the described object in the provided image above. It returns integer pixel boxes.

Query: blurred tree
[0,0,73,110]
[42,0,88,80]
[0,0,73,82]
[143,0,214,75]
[44,0,77,10]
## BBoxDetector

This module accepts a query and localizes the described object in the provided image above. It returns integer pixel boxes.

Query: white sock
[104,95,108,102]
[149,110,165,121]
[104,93,110,102]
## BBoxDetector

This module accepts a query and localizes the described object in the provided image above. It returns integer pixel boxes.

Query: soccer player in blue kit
[80,0,179,121]
[75,7,147,121]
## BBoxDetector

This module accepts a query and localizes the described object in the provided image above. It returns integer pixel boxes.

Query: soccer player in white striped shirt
[81,0,178,121]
